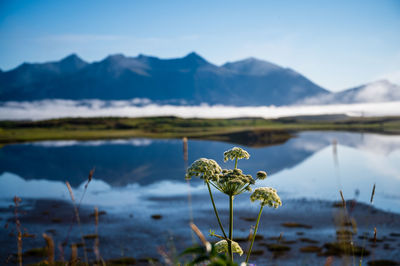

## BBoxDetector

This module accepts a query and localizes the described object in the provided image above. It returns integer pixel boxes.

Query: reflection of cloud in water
[364,152,400,181]
[0,172,204,211]
[29,138,152,147]
[355,134,400,155]
[1,131,400,214]
[1,139,400,214]
[262,145,400,213]
[1,99,400,120]
[293,132,400,155]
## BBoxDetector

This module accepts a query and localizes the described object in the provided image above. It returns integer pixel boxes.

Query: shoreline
[1,115,400,146]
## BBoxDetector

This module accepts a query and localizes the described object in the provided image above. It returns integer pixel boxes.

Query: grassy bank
[1,115,400,146]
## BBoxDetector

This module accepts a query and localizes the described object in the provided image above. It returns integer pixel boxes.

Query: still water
[1,131,399,213]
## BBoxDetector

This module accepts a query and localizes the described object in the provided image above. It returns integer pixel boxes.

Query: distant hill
[0,52,329,105]
[301,80,400,104]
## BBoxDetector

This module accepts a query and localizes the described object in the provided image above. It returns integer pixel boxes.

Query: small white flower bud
[215,240,243,256]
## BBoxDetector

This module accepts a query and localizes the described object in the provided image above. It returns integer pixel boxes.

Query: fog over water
[1,99,400,120]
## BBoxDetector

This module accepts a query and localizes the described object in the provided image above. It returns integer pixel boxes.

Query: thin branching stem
[209,181,223,193]
[245,205,264,264]
[234,158,238,169]
[237,184,251,195]
[228,195,234,261]
[206,182,227,238]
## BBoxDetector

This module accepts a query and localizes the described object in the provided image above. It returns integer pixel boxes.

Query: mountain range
[301,79,400,104]
[0,52,399,105]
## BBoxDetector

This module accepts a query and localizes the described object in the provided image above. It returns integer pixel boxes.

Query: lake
[1,131,400,264]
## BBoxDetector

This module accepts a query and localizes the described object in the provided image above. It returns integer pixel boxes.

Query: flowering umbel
[185,158,222,182]
[215,168,255,196]
[223,147,250,162]
[184,147,282,263]
[250,187,282,208]
[215,240,243,256]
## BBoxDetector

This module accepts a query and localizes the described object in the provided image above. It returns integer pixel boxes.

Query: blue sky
[0,0,399,91]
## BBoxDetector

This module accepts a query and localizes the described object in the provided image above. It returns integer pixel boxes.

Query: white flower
[216,168,254,196]
[185,158,222,182]
[214,240,243,256]
[250,187,282,208]
[224,147,250,162]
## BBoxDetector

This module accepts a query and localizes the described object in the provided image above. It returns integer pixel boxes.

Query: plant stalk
[234,158,238,169]
[228,195,234,261]
[206,182,227,238]
[245,205,264,264]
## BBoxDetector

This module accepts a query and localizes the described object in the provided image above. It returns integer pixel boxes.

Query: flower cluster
[185,158,222,182]
[256,171,267,180]
[250,187,282,208]
[216,168,255,196]
[214,240,243,256]
[184,146,283,264]
[224,147,250,162]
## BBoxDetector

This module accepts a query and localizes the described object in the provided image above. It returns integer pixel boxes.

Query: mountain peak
[137,53,149,59]
[185,51,201,58]
[182,52,208,64]
[302,79,400,105]
[223,57,281,75]
[105,53,127,61]
[241,57,263,63]
[61,53,83,61]
[366,79,392,86]
[59,53,88,72]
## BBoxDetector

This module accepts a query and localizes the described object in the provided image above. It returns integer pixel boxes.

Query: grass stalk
[42,233,55,264]
[245,205,263,264]
[339,190,356,266]
[359,183,376,265]
[63,169,93,249]
[206,182,227,239]
[66,181,89,266]
[13,196,22,266]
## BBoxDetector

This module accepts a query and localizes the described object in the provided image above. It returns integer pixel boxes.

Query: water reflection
[0,131,399,212]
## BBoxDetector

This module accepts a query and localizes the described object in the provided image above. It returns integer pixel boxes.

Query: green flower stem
[206,182,227,238]
[234,158,238,169]
[209,181,223,193]
[228,195,234,261]
[245,205,264,264]
[237,184,251,195]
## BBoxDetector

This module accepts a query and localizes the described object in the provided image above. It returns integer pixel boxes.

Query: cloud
[355,80,400,102]
[300,80,400,104]
[1,99,400,121]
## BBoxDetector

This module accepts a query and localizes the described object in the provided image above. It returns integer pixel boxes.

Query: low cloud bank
[301,80,400,105]
[1,99,400,121]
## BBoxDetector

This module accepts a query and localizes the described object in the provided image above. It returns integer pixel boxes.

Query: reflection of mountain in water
[294,131,400,155]
[1,132,399,187]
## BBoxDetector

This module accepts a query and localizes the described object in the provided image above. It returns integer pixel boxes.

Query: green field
[1,115,400,146]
